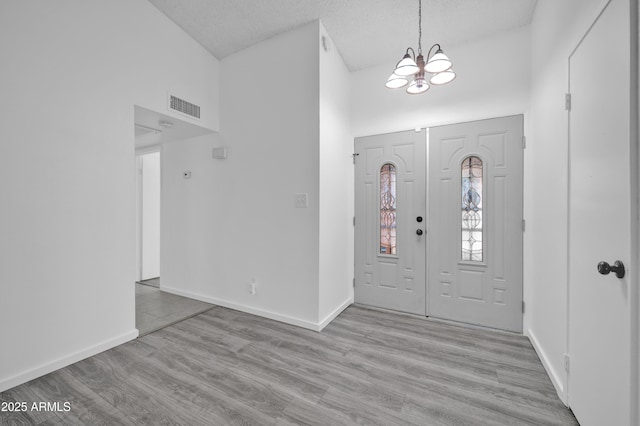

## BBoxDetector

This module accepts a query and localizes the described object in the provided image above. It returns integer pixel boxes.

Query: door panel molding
[428,115,524,332]
[354,130,427,315]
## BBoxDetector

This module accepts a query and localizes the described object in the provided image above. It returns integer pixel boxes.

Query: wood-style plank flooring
[0,305,577,425]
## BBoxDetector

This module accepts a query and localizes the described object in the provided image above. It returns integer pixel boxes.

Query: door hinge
[522,300,525,313]
[352,153,359,164]
[565,93,572,111]
[522,136,526,149]
[353,216,355,226]
[564,354,570,373]
[522,219,526,232]
[353,278,356,288]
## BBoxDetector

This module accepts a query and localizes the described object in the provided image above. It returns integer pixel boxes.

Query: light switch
[295,193,308,208]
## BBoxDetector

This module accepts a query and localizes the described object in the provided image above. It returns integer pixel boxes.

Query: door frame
[565,0,639,422]
[135,145,162,283]
[632,0,639,420]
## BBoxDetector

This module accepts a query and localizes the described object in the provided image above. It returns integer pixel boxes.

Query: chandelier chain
[418,0,422,54]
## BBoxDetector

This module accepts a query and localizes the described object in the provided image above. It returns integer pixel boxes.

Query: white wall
[161,133,230,301]
[0,0,219,392]
[526,0,607,403]
[163,22,322,327]
[350,26,531,137]
[220,21,321,325]
[318,23,354,325]
[162,21,354,330]
[141,152,161,280]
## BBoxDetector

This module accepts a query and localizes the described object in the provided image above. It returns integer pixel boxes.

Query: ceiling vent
[169,94,201,120]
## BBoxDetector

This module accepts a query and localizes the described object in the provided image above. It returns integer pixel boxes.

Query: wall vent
[169,94,201,119]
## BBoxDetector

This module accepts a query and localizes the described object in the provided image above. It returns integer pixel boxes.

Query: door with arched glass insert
[428,115,523,332]
[354,130,426,315]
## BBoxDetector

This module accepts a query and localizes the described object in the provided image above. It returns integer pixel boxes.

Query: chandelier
[385,0,456,94]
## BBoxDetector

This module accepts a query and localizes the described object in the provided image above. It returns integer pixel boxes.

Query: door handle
[416,229,423,236]
[597,260,625,279]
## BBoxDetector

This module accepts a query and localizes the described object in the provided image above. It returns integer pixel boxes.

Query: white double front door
[355,115,524,332]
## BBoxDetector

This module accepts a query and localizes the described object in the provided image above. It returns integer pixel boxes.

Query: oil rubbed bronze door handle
[597,260,625,279]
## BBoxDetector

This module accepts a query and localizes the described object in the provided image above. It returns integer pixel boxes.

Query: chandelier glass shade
[406,76,429,94]
[394,53,420,76]
[429,68,456,85]
[386,0,456,95]
[385,73,409,89]
[424,49,453,73]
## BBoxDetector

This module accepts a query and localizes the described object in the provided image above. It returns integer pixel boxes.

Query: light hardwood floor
[0,305,577,425]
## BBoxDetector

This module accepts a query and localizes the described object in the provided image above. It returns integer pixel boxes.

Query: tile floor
[137,277,160,288]
[135,280,213,336]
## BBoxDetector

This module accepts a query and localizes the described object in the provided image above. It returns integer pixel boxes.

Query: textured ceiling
[147,0,537,71]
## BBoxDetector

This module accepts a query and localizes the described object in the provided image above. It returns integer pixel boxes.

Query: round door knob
[416,229,423,236]
[597,261,611,275]
[598,260,625,279]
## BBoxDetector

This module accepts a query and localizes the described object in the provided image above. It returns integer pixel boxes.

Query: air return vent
[169,94,201,119]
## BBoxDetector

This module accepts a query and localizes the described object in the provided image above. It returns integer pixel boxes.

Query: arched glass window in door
[461,156,483,261]
[380,163,397,255]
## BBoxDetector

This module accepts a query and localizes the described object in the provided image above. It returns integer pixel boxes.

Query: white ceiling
[147,0,537,71]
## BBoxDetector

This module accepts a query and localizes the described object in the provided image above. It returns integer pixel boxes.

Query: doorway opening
[133,105,215,336]
[136,150,161,287]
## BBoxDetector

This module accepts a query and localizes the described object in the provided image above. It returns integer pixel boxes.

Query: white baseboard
[161,286,327,332]
[527,329,568,405]
[318,297,353,331]
[0,329,138,393]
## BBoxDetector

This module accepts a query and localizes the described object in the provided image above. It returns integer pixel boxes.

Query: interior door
[428,116,523,332]
[568,0,633,424]
[354,130,426,315]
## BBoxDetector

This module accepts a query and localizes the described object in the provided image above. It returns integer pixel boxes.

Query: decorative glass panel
[380,163,397,255]
[461,156,483,261]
